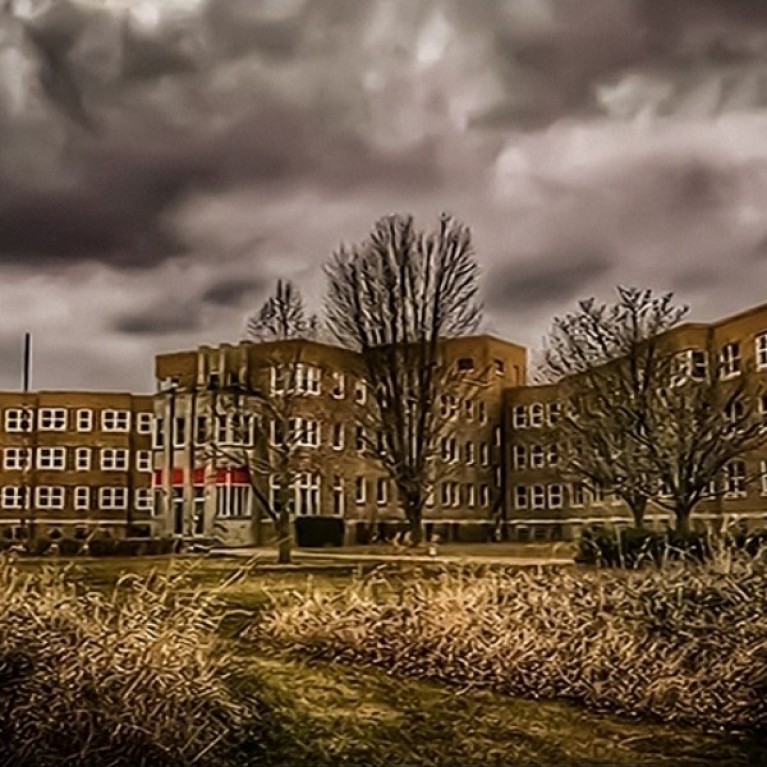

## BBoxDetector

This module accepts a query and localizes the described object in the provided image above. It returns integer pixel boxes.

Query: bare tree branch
[324,213,482,544]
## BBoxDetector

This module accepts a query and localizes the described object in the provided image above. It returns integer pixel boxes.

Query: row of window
[157,415,500,462]
[512,402,560,429]
[0,486,152,510]
[514,461,767,510]
[512,444,559,470]
[2,448,151,472]
[3,408,150,434]
[439,395,489,424]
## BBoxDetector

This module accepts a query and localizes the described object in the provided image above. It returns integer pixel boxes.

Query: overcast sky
[3,0,767,391]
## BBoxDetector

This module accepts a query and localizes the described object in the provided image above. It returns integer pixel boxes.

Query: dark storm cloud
[4,0,767,388]
[201,278,267,307]
[485,251,613,313]
[112,307,201,337]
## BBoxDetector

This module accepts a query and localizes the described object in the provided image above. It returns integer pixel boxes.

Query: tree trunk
[630,496,648,529]
[276,507,292,564]
[404,493,423,546]
[675,508,692,536]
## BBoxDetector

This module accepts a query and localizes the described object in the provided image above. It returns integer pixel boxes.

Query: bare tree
[541,286,767,534]
[324,213,482,545]
[203,280,319,563]
[540,287,688,528]
[638,343,767,535]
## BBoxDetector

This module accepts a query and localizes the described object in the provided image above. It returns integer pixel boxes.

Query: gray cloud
[201,278,267,307]
[3,0,767,388]
[485,250,613,313]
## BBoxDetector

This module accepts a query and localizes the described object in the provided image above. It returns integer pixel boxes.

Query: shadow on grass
[234,646,766,767]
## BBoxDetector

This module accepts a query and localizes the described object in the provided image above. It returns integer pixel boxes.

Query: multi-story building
[151,335,526,546]
[2,299,767,548]
[504,301,767,542]
[0,391,154,541]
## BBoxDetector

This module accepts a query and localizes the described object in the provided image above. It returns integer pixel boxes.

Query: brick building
[151,335,526,546]
[504,301,767,542]
[0,391,154,541]
[2,299,767,547]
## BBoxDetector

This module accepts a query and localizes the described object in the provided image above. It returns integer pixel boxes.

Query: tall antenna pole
[22,332,31,393]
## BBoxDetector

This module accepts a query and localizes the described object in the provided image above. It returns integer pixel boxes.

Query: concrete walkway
[208,546,574,567]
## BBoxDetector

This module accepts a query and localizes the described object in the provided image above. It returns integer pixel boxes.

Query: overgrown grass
[256,551,767,733]
[0,554,265,767]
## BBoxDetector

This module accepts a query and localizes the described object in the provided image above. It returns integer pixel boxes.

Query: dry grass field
[4,552,765,766]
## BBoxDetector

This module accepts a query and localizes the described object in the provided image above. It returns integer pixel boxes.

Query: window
[99,487,128,510]
[464,441,475,465]
[5,408,33,432]
[725,460,747,498]
[2,486,23,509]
[101,449,128,471]
[294,473,320,516]
[39,408,67,431]
[720,343,741,378]
[547,402,561,426]
[332,476,344,516]
[513,445,526,470]
[530,403,544,428]
[512,406,527,429]
[74,486,90,511]
[37,447,66,470]
[757,334,767,371]
[457,357,474,371]
[530,445,545,469]
[288,418,320,447]
[514,485,527,509]
[77,409,93,432]
[75,448,91,471]
[494,425,502,447]
[135,488,152,511]
[3,448,29,470]
[440,481,461,507]
[531,485,546,509]
[331,372,345,399]
[270,366,285,395]
[174,416,186,447]
[466,483,476,508]
[480,442,489,467]
[673,349,707,384]
[376,478,388,506]
[195,416,208,444]
[136,451,152,472]
[332,423,344,450]
[355,477,366,504]
[136,412,153,434]
[479,484,490,508]
[102,410,130,432]
[548,484,563,509]
[591,484,604,505]
[355,426,365,452]
[464,400,474,422]
[571,483,585,508]
[216,483,251,518]
[153,417,165,449]
[440,395,458,419]
[294,364,321,395]
[354,381,367,405]
[548,444,559,467]
[441,437,457,463]
[724,399,745,425]
[478,401,487,424]
[494,359,505,375]
[36,486,64,509]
